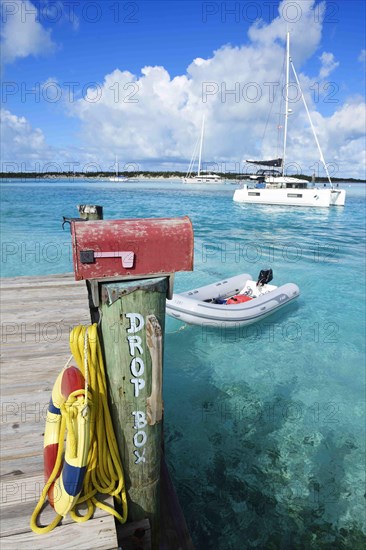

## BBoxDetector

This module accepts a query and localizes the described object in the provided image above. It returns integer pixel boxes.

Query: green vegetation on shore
[0,171,365,183]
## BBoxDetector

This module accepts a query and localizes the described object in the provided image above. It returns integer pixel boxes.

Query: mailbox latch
[80,250,135,269]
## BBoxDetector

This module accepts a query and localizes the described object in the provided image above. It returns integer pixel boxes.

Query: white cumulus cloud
[0,108,49,164]
[0,0,56,64]
[248,0,325,64]
[66,0,343,174]
[318,52,339,79]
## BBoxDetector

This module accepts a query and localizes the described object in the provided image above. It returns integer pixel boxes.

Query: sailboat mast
[282,32,290,177]
[115,155,119,177]
[197,116,205,177]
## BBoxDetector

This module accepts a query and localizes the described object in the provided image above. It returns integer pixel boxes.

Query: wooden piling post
[99,277,167,549]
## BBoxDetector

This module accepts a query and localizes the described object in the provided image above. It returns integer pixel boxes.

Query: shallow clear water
[1,178,365,548]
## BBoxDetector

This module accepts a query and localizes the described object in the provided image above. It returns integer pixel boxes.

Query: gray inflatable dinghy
[166,269,300,328]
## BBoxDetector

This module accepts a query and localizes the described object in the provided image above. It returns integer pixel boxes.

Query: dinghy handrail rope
[30,324,128,534]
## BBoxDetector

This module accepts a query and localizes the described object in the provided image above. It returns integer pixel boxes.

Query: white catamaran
[233,32,346,207]
[182,116,223,183]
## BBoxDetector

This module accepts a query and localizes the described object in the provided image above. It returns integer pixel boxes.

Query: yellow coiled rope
[30,323,128,534]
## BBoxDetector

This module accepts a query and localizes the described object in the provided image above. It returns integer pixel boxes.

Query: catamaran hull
[182,177,222,184]
[166,274,300,328]
[233,186,346,207]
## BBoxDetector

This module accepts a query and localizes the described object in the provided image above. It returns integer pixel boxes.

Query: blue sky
[1,0,365,177]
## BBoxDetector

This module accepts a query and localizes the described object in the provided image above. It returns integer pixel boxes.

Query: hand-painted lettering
[133,431,147,448]
[126,313,144,334]
[127,335,143,356]
[126,312,148,465]
[133,449,146,464]
[132,411,147,429]
[130,378,145,397]
[130,357,144,377]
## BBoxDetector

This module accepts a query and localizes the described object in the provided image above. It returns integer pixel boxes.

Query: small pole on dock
[70,217,194,549]
[77,204,103,220]
[62,205,103,231]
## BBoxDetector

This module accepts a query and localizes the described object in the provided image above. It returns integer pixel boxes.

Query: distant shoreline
[0,172,365,183]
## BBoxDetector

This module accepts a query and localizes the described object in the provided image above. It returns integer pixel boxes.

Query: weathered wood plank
[1,473,150,549]
[1,472,119,549]
[0,275,116,550]
[0,274,191,549]
[0,516,118,550]
[1,473,116,536]
[0,277,90,483]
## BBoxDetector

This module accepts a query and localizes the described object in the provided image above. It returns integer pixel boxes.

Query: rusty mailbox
[71,216,194,297]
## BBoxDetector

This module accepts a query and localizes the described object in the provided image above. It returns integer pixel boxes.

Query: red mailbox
[71,216,194,282]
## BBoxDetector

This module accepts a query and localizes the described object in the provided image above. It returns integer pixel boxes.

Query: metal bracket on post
[167,273,174,300]
[86,273,176,311]
[87,280,101,309]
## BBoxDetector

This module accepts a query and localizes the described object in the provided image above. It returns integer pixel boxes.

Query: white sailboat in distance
[182,116,223,183]
[109,156,129,182]
[234,32,346,207]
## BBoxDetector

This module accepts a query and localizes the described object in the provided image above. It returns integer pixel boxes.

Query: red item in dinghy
[226,294,253,304]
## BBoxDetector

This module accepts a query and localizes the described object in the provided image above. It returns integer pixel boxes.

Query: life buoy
[44,366,90,517]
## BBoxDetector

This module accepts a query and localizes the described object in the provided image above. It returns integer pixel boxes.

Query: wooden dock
[0,274,194,549]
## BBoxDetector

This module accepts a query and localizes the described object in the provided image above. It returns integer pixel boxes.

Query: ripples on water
[1,179,365,548]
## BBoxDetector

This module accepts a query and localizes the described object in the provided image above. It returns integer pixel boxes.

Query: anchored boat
[234,182,345,207]
[166,269,300,328]
[233,32,346,208]
[182,115,223,184]
[109,155,130,182]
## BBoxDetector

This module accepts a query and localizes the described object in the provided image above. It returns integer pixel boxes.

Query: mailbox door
[71,216,194,281]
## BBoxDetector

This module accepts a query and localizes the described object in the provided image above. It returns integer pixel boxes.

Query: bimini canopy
[246,158,283,168]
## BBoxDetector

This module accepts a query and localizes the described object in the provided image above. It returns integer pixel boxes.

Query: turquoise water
[1,179,365,548]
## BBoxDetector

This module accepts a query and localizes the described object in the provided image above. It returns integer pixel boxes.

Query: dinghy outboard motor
[257,268,273,286]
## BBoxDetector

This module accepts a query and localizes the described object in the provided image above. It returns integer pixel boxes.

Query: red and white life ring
[43,366,90,517]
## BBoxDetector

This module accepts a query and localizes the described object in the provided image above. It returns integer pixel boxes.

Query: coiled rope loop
[30,324,128,534]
